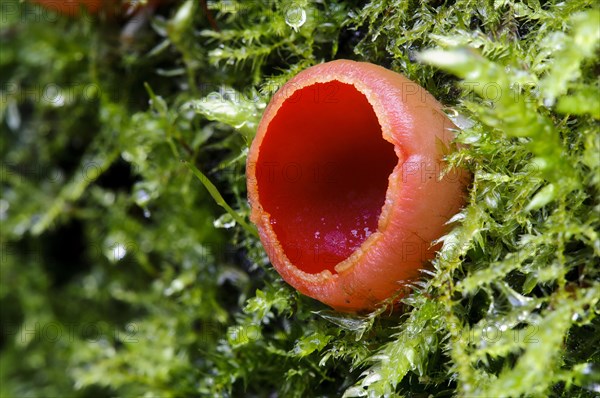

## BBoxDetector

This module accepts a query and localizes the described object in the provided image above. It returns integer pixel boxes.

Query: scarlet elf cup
[247,60,469,312]
[29,0,164,16]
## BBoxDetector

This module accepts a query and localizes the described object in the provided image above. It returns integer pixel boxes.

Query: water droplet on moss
[214,213,236,229]
[0,199,9,221]
[285,7,306,31]
[135,189,150,206]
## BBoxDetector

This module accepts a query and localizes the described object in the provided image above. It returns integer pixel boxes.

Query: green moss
[1,1,598,397]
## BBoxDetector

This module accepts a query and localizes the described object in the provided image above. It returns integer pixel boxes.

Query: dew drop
[499,282,533,307]
[284,6,306,31]
[6,101,21,131]
[135,189,150,206]
[105,243,127,263]
[214,213,236,229]
[164,278,185,296]
[0,199,9,221]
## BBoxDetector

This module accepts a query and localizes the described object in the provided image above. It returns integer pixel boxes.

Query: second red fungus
[29,0,164,16]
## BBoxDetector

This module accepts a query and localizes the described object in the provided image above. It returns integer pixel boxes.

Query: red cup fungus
[29,0,163,16]
[247,60,469,312]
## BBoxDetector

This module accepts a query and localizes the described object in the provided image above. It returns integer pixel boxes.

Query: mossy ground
[1,1,598,397]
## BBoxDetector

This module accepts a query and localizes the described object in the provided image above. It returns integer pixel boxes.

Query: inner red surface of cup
[255,81,397,274]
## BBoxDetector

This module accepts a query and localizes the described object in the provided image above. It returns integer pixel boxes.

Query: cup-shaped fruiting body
[29,0,162,16]
[247,60,469,312]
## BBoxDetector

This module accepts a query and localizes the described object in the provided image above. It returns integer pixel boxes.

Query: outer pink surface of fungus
[247,60,469,312]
